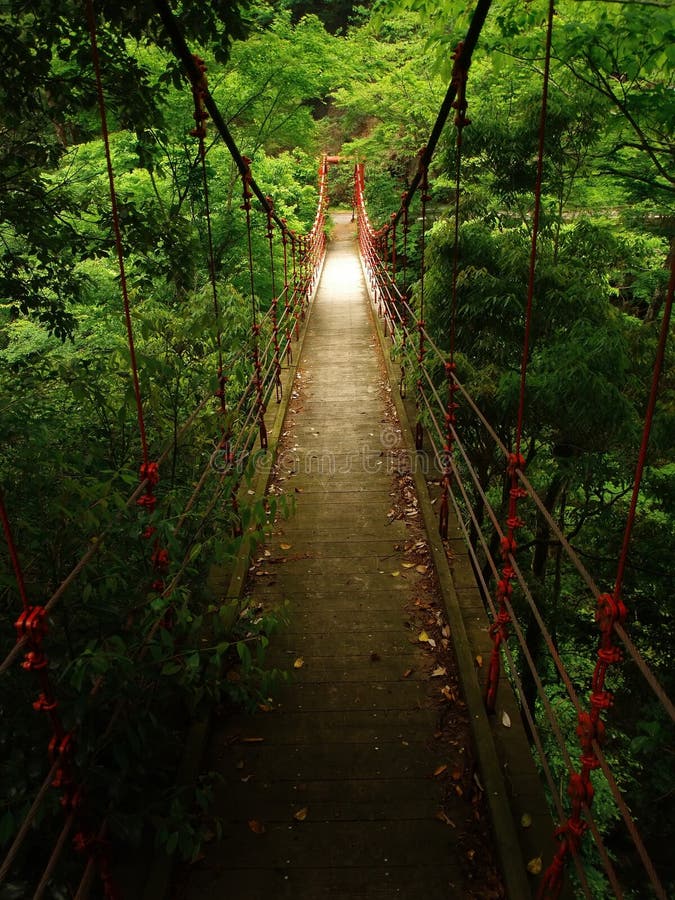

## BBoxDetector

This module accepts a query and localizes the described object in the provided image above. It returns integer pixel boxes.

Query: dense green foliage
[0,1,341,890]
[0,0,673,895]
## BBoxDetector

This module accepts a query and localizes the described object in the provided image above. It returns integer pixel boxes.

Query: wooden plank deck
[171,213,502,900]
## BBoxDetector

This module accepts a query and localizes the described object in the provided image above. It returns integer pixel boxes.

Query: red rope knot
[51,731,77,789]
[151,546,170,573]
[567,771,594,819]
[596,591,627,635]
[500,534,517,560]
[506,452,525,477]
[33,692,58,713]
[576,711,605,766]
[140,461,160,487]
[496,608,511,628]
[21,650,47,671]
[16,605,47,644]
[241,156,253,211]
[509,485,527,501]
[252,323,261,337]
[60,785,84,811]
[137,493,157,512]
[496,578,512,601]
[49,731,75,765]
[589,687,614,712]
[506,514,525,531]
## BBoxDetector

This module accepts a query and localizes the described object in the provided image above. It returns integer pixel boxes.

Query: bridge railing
[0,3,329,892]
[355,157,674,899]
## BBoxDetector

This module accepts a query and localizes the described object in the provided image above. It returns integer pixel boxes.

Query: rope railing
[354,0,673,893]
[0,2,328,892]
[358,173,672,898]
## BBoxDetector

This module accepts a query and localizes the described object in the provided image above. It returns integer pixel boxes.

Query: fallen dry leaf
[441,625,451,638]
[501,711,512,728]
[241,736,264,743]
[415,564,428,574]
[475,654,483,667]
[248,819,265,834]
[391,570,400,577]
[241,774,254,783]
[433,764,448,777]
[402,561,415,569]
[451,768,462,782]
[280,543,292,550]
[293,807,309,822]
[527,856,543,875]
[521,813,533,828]
[418,630,430,643]
[435,810,456,828]
[431,666,447,678]
[402,668,413,678]
[293,657,304,669]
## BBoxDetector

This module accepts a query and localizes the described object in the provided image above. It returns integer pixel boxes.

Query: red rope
[415,151,430,451]
[266,197,283,402]
[281,221,292,363]
[241,156,268,451]
[190,56,227,419]
[85,0,149,469]
[484,0,555,717]
[0,489,30,610]
[614,253,674,597]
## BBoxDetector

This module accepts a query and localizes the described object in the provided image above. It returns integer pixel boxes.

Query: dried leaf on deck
[435,810,456,827]
[527,856,543,875]
[248,819,265,834]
